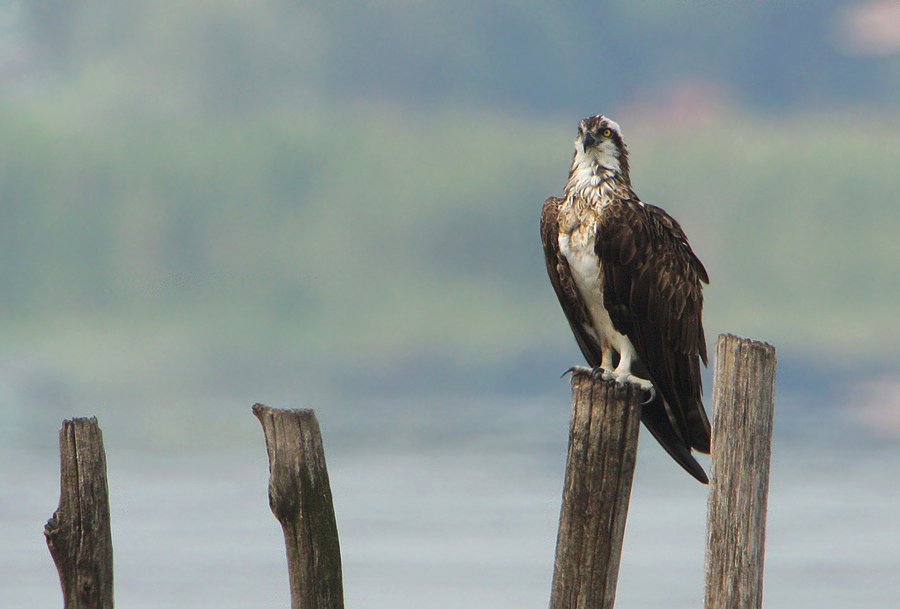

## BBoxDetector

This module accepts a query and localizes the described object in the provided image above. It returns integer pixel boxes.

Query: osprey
[540,115,712,483]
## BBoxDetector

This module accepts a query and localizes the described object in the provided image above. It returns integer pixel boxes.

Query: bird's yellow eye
[602,129,612,137]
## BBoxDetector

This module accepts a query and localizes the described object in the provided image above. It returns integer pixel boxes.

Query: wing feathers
[596,200,711,453]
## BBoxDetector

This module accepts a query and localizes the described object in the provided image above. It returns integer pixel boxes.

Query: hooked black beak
[582,130,598,149]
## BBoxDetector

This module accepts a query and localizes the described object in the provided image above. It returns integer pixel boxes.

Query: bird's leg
[562,338,618,380]
[609,347,656,403]
[599,346,616,382]
[563,340,619,381]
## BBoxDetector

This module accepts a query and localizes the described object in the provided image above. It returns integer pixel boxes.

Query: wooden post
[704,334,777,609]
[549,370,643,609]
[253,403,344,609]
[44,417,115,609]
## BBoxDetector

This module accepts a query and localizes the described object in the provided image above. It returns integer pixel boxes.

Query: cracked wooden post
[704,334,777,609]
[549,370,642,609]
[44,417,114,609]
[253,403,344,609]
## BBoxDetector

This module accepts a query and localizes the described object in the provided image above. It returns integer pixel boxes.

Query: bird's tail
[640,396,709,484]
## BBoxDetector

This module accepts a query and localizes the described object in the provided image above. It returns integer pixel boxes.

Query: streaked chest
[557,194,628,347]
[558,195,605,310]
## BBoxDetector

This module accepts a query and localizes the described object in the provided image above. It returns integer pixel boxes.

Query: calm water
[2,399,899,608]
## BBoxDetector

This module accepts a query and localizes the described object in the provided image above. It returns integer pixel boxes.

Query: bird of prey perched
[540,115,712,483]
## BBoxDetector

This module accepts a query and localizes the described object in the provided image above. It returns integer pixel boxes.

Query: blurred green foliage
[1,0,899,404]
[2,102,899,374]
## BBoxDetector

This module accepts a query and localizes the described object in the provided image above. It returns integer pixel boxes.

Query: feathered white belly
[558,230,633,357]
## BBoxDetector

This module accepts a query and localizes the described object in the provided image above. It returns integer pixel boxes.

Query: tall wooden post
[549,370,642,609]
[704,334,777,609]
[44,417,115,609]
[253,403,344,609]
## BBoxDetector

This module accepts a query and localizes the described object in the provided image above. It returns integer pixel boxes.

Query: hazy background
[1,1,900,607]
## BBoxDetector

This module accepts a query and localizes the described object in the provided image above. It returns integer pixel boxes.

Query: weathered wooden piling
[253,403,344,609]
[44,417,115,609]
[704,334,777,609]
[549,370,643,609]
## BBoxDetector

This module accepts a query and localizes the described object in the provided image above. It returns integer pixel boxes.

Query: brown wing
[595,199,711,453]
[540,197,604,367]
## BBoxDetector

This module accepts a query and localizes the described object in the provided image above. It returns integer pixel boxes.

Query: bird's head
[571,115,630,184]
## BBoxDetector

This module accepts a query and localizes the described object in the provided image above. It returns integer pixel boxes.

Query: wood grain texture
[44,417,114,609]
[704,334,777,609]
[253,404,343,609]
[549,370,642,609]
